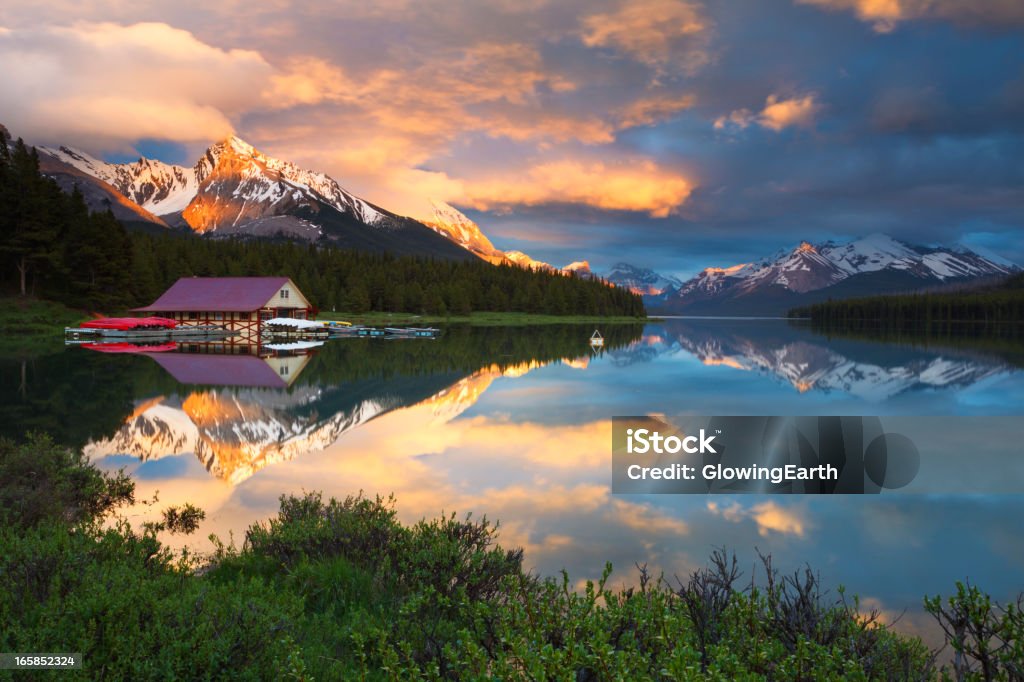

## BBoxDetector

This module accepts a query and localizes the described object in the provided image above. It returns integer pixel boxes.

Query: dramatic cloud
[1,0,1021,267]
[0,22,271,147]
[797,0,1024,32]
[581,0,713,73]
[715,93,821,132]
[460,159,694,218]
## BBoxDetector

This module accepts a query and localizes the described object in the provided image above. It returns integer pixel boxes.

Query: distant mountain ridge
[604,263,682,296]
[652,233,1019,315]
[36,136,576,268]
[35,137,476,260]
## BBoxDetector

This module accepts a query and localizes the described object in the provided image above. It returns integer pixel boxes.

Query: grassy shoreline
[0,296,90,356]
[1,296,653,331]
[0,296,89,334]
[318,310,656,326]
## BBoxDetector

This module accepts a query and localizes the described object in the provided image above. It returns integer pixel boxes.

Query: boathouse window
[280,289,290,299]
[214,312,223,320]
[188,312,197,320]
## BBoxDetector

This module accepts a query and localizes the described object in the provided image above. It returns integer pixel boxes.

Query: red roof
[149,354,289,388]
[134,277,297,312]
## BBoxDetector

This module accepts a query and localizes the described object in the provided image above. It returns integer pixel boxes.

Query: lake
[3,318,1023,648]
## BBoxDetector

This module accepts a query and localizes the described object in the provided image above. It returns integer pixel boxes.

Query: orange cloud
[715,93,821,132]
[759,94,821,131]
[4,15,708,221]
[461,158,694,217]
[581,0,713,73]
[707,500,809,537]
[796,0,1024,32]
[0,22,271,146]
[616,93,697,128]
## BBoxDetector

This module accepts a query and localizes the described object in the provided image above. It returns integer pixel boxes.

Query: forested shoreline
[0,137,644,318]
[789,273,1024,328]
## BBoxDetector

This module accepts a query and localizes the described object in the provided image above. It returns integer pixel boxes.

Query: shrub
[2,438,1021,680]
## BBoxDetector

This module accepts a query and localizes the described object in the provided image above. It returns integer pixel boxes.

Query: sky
[1,0,1022,277]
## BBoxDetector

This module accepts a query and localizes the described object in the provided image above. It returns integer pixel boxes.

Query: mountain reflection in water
[2,319,1022,651]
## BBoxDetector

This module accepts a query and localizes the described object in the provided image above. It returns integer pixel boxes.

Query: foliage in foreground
[1,434,1022,680]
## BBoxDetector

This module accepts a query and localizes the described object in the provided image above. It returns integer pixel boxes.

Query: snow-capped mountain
[604,263,683,296]
[43,137,393,226]
[37,135,475,260]
[32,128,577,267]
[563,260,593,277]
[184,136,393,231]
[41,145,199,215]
[421,200,508,264]
[418,201,598,273]
[505,250,557,272]
[35,150,170,227]
[658,233,1019,315]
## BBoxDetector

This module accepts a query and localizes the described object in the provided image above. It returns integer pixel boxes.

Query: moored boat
[65,317,236,339]
[262,317,329,339]
[384,327,441,338]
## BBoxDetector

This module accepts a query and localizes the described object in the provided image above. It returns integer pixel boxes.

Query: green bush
[2,437,1022,680]
[0,433,134,529]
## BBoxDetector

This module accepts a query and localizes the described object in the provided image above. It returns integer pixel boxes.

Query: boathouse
[134,276,315,337]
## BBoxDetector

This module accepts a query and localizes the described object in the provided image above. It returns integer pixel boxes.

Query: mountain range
[38,137,499,261]
[33,134,619,277]
[25,130,1021,314]
[603,263,682,296]
[623,234,1018,315]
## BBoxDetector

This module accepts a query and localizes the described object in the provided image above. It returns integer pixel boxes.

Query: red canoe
[81,342,179,354]
[81,317,178,330]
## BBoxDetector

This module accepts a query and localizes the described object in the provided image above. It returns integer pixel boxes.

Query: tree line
[789,272,1024,328]
[0,136,645,317]
[0,138,133,309]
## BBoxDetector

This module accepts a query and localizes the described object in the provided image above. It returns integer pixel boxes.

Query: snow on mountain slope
[664,234,1019,313]
[505,250,557,272]
[41,136,478,258]
[196,136,389,225]
[40,145,198,215]
[605,263,683,295]
[44,137,401,231]
[739,241,847,293]
[817,233,920,275]
[420,200,508,263]
[563,261,593,277]
[35,149,170,226]
[182,136,400,233]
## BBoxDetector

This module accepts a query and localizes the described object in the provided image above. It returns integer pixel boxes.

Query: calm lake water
[4,318,1023,646]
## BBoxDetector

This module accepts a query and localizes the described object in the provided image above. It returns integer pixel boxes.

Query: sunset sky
[1,0,1022,276]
